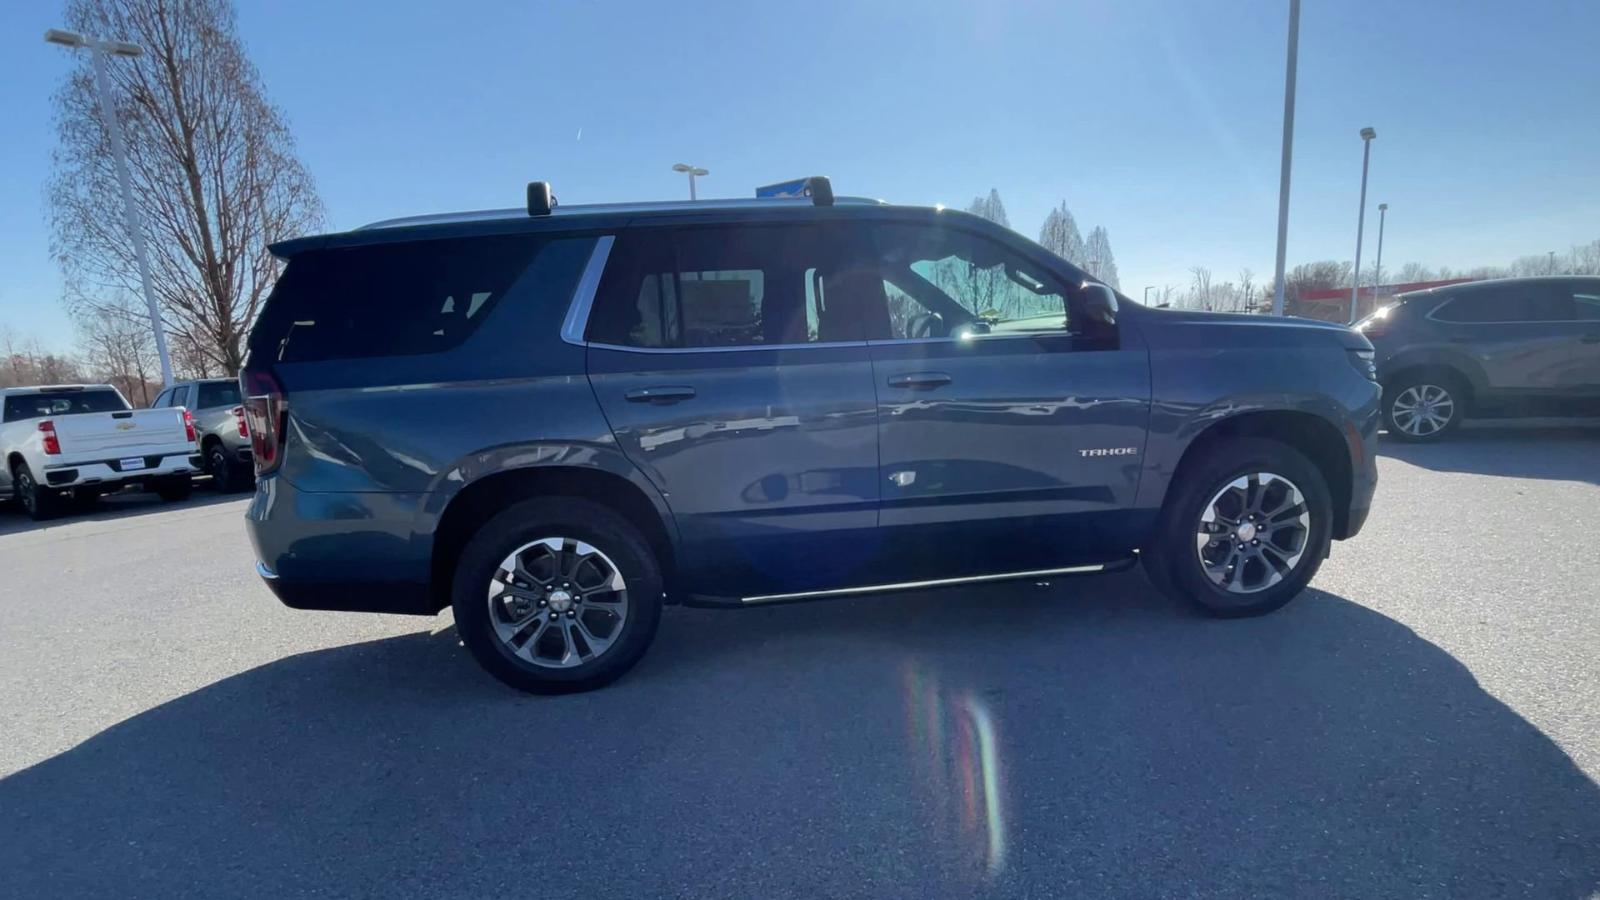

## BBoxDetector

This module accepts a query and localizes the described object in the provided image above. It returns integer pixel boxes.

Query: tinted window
[197,382,242,409]
[150,389,171,409]
[588,226,868,348]
[1431,285,1572,322]
[867,223,1072,339]
[257,235,543,363]
[3,389,129,423]
[1558,282,1600,320]
[171,385,192,409]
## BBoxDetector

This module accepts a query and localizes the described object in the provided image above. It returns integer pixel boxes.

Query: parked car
[243,178,1380,693]
[1,384,199,519]
[1357,276,1600,440]
[152,378,252,491]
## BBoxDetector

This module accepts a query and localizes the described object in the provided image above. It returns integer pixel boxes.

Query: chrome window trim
[587,339,869,355]
[559,235,616,347]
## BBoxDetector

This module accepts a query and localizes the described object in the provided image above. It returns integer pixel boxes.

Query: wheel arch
[1163,410,1356,540]
[427,464,679,614]
[1382,361,1476,412]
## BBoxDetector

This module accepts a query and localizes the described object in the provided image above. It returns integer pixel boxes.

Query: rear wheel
[13,463,60,521]
[1145,437,1332,617]
[1383,373,1464,442]
[207,444,241,492]
[451,498,663,694]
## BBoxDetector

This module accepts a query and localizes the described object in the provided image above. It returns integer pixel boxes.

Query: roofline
[0,383,117,394]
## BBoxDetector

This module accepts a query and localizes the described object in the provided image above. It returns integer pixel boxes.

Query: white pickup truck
[1,384,200,520]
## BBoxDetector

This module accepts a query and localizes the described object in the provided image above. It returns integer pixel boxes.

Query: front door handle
[624,385,696,404]
[887,372,953,390]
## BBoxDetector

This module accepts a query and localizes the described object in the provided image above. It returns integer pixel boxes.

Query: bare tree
[49,0,322,378]
[1397,262,1433,284]
[78,295,160,405]
[1189,266,1213,310]
[966,189,1011,230]
[1084,226,1121,290]
[1238,268,1255,312]
[1037,201,1086,267]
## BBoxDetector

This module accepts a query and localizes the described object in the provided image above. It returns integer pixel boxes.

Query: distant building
[1289,278,1475,323]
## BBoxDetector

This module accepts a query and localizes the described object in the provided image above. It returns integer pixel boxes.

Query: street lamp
[1349,127,1377,324]
[671,163,708,201]
[45,28,174,388]
[1143,286,1155,304]
[1373,203,1388,293]
[1270,0,1301,317]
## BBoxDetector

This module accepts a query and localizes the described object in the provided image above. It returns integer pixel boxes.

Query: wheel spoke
[487,536,630,669]
[573,616,614,656]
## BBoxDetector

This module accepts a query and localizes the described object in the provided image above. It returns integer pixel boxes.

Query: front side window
[587,226,865,348]
[867,223,1072,339]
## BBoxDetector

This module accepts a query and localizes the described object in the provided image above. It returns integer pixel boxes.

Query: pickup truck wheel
[207,445,240,492]
[13,463,60,521]
[1147,438,1332,618]
[451,498,663,694]
[1382,374,1464,442]
[155,476,193,502]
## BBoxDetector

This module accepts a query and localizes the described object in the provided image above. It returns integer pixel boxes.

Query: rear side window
[586,225,869,348]
[1556,281,1600,320]
[258,235,543,363]
[1431,285,1572,323]
[3,389,129,422]
[197,382,242,408]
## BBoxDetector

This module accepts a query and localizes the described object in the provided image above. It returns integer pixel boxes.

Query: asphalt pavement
[2,423,1599,899]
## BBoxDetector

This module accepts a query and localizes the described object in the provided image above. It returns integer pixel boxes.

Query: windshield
[2,389,128,423]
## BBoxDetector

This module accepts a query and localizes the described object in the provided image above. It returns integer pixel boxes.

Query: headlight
[1348,348,1377,381]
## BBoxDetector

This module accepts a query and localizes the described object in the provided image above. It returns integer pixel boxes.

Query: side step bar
[682,556,1138,608]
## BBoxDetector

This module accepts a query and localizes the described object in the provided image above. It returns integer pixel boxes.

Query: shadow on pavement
[1380,421,1600,484]
[3,573,1598,898]
[0,485,243,537]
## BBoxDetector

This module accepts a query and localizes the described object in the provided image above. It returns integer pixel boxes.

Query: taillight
[38,420,60,455]
[241,369,287,476]
[232,405,248,437]
[183,408,197,443]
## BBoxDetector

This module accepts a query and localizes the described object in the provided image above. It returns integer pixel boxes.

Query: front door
[855,220,1152,581]
[584,223,881,598]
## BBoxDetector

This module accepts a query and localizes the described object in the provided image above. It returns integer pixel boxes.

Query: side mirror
[1075,283,1118,333]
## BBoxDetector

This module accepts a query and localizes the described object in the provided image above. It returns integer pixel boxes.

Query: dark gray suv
[1357,276,1600,440]
[243,179,1380,693]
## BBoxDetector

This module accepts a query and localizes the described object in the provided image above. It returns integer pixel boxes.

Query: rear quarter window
[254,234,545,363]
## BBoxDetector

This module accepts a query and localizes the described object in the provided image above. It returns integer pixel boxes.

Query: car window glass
[197,382,242,409]
[588,226,867,348]
[258,235,545,363]
[865,223,1072,339]
[1432,285,1571,322]
[1562,284,1600,320]
[151,389,171,409]
[171,385,191,408]
[3,389,129,422]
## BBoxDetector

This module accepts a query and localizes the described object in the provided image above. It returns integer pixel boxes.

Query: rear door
[1558,280,1600,397]
[584,222,882,598]
[1426,284,1579,396]
[854,220,1151,580]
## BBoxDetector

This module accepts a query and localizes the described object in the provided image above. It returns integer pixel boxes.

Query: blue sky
[3,0,1597,349]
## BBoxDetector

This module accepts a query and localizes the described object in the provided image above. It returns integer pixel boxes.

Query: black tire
[1145,437,1332,618]
[207,444,241,492]
[155,475,193,502]
[1382,371,1466,443]
[451,498,663,694]
[13,462,60,521]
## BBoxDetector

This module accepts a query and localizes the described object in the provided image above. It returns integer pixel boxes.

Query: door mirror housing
[1074,283,1118,334]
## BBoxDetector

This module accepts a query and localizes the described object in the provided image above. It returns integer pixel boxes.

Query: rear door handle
[624,385,696,404]
[887,372,953,390]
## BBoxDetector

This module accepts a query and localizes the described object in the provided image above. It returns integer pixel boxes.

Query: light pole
[1349,127,1377,324]
[672,163,708,200]
[1271,0,1300,317]
[45,28,174,388]
[1373,203,1388,292]
[1143,286,1155,304]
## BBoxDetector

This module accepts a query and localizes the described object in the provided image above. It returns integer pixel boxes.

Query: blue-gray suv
[243,178,1380,693]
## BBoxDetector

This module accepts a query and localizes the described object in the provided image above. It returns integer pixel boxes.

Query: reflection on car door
[1431,284,1580,396]
[584,224,882,598]
[1560,281,1600,397]
[857,221,1152,581]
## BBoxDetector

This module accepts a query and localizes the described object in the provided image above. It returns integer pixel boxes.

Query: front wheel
[451,498,663,694]
[1145,438,1333,617]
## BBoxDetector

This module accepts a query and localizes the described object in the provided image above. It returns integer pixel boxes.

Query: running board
[724,558,1135,607]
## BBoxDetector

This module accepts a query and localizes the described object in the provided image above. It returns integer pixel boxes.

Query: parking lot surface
[3,425,1599,899]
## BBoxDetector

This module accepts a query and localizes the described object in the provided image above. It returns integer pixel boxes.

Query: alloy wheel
[485,537,629,668]
[1195,472,1312,594]
[1390,384,1455,437]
